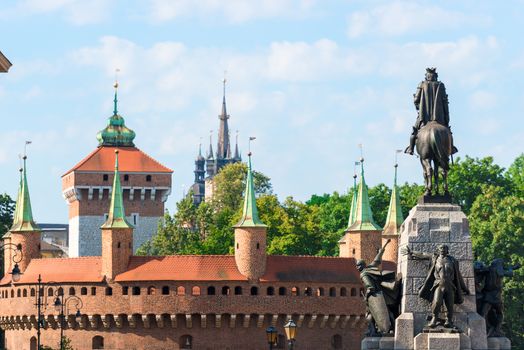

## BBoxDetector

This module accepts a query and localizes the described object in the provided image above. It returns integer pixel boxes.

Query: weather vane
[248,136,256,155]
[114,68,120,89]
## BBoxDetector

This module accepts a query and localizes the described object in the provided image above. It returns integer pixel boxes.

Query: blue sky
[1,0,523,223]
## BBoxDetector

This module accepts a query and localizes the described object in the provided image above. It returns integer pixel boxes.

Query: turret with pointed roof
[382,163,404,263]
[216,79,231,160]
[234,152,267,281]
[101,150,134,280]
[192,144,206,206]
[4,156,41,275]
[339,158,382,263]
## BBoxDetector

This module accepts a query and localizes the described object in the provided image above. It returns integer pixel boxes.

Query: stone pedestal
[487,337,511,350]
[393,203,492,350]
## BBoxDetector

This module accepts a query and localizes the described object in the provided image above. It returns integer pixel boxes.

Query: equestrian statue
[405,67,457,196]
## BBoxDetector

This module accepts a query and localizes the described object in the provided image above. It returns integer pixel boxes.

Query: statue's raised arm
[369,239,391,268]
[400,245,432,260]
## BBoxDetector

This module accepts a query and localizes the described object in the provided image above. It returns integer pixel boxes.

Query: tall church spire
[10,156,40,232]
[101,150,133,229]
[383,163,404,235]
[216,78,231,160]
[348,171,358,228]
[235,153,266,227]
[207,131,214,159]
[347,158,381,231]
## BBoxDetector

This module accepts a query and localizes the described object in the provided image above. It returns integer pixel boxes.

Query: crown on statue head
[426,67,437,74]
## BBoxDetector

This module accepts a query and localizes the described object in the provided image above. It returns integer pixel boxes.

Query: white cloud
[147,0,316,23]
[469,90,498,110]
[347,2,489,38]
[0,0,110,25]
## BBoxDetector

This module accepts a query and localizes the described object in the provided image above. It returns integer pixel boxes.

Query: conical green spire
[348,173,358,228]
[235,153,266,227]
[96,82,136,147]
[347,158,381,231]
[383,164,404,235]
[101,150,133,229]
[10,156,40,232]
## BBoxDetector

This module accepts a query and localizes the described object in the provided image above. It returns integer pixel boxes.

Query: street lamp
[2,242,23,282]
[54,292,83,350]
[266,326,278,350]
[283,319,297,350]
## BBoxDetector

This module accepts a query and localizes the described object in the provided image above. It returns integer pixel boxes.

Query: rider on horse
[405,67,458,155]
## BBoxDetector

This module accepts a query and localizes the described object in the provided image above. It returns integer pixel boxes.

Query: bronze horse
[415,121,452,196]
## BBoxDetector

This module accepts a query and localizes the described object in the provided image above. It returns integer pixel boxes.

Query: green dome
[96,113,136,147]
[96,88,136,147]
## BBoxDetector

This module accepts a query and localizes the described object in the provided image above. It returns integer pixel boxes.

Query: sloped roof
[2,254,395,285]
[63,146,172,176]
[0,51,11,72]
[0,257,103,285]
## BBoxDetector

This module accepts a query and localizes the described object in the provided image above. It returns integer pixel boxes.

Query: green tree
[448,156,510,214]
[0,193,15,237]
[368,183,390,228]
[398,182,424,217]
[506,153,524,196]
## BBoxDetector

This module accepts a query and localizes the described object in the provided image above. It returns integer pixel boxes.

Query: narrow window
[117,242,121,248]
[256,242,260,249]
[69,287,75,296]
[222,286,230,295]
[162,286,170,295]
[124,174,129,181]
[332,334,343,349]
[179,335,192,349]
[329,287,336,297]
[250,286,258,296]
[91,287,97,295]
[177,286,186,295]
[350,288,357,297]
[278,287,287,296]
[92,335,104,349]
[304,287,312,296]
[132,287,141,295]
[192,286,201,296]
[23,289,27,297]
[122,286,129,295]
[30,288,36,297]
[291,287,299,296]
[105,287,113,296]
[317,287,325,296]
[47,288,54,297]
[80,287,87,295]
[340,287,347,297]
[17,289,21,297]
[234,286,242,295]
[146,175,152,182]
[148,286,156,295]
[267,287,275,296]
[57,287,64,296]
[103,174,109,181]
[207,286,216,295]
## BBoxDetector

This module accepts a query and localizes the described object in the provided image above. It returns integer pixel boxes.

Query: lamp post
[54,293,83,350]
[283,319,297,350]
[266,326,278,350]
[2,242,23,282]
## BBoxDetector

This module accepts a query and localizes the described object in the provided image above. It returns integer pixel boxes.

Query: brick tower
[62,83,172,257]
[339,158,382,264]
[101,150,134,280]
[234,153,267,281]
[3,156,41,274]
[382,163,404,263]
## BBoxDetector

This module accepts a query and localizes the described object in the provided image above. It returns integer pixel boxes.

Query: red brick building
[62,86,172,257]
[0,108,401,349]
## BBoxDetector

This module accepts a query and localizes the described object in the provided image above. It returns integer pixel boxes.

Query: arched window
[17,289,21,297]
[23,289,27,297]
[30,336,37,350]
[234,286,242,295]
[207,286,216,295]
[177,286,186,295]
[317,287,325,296]
[47,288,54,297]
[92,335,104,349]
[222,286,230,295]
[124,174,129,181]
[69,287,75,296]
[278,287,287,296]
[191,286,201,296]
[122,286,129,295]
[304,287,312,296]
[340,287,347,297]
[350,288,357,297]
[31,288,36,297]
[147,286,156,295]
[146,175,152,182]
[132,287,141,295]
[250,286,258,296]
[91,287,97,295]
[267,287,275,296]
[291,287,299,296]
[179,335,192,349]
[105,287,113,296]
[103,174,108,181]
[162,286,170,295]
[81,287,87,295]
[329,287,336,297]
[332,334,343,349]
[57,287,64,296]
[10,290,14,298]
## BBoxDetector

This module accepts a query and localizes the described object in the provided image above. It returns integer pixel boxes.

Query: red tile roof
[0,257,103,285]
[63,146,172,176]
[1,255,395,285]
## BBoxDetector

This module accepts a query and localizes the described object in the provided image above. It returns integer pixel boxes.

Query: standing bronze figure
[405,68,457,196]
[358,239,400,335]
[474,259,521,337]
[402,245,469,329]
